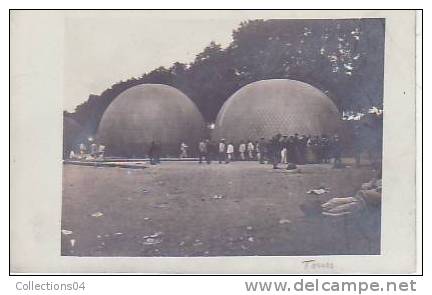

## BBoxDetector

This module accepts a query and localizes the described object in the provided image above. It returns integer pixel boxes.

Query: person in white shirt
[79,143,87,159]
[239,141,246,160]
[247,141,255,160]
[97,144,105,159]
[179,142,188,158]
[226,142,234,163]
[218,139,226,164]
[280,135,288,164]
[69,150,77,159]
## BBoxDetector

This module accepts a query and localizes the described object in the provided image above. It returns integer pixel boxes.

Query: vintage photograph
[61,14,385,257]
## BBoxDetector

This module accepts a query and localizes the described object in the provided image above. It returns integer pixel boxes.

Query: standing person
[69,150,77,159]
[90,142,98,158]
[198,139,207,164]
[353,125,362,167]
[255,140,261,163]
[97,144,105,160]
[239,141,246,161]
[269,134,282,169]
[155,141,161,164]
[79,143,87,159]
[298,135,308,164]
[179,142,188,158]
[153,141,161,164]
[286,136,295,165]
[247,140,255,160]
[226,142,234,163]
[305,136,313,163]
[332,134,343,168]
[320,135,330,163]
[280,135,288,164]
[205,139,215,164]
[257,137,266,164]
[293,133,301,164]
[312,135,321,163]
[285,136,298,170]
[148,141,158,165]
[218,139,226,164]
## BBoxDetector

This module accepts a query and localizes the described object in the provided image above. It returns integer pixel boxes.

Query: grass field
[61,161,380,257]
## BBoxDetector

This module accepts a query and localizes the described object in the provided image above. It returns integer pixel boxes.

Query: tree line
[64,18,385,136]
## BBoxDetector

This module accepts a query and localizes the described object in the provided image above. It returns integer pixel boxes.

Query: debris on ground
[211,194,224,199]
[279,219,292,224]
[91,212,104,217]
[179,241,185,246]
[193,239,204,246]
[70,239,76,247]
[138,187,149,193]
[247,237,254,242]
[142,237,162,245]
[113,232,123,236]
[307,188,330,195]
[61,229,73,235]
[154,203,169,208]
[142,232,163,239]
[143,217,151,221]
[246,226,253,230]
[141,232,164,245]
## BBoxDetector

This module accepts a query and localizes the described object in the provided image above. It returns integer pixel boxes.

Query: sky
[64,13,246,111]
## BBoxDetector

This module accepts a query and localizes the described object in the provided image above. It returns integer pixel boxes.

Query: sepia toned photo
[61,16,384,257]
[10,10,418,274]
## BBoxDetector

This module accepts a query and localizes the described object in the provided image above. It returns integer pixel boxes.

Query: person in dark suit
[148,141,161,165]
[269,134,282,169]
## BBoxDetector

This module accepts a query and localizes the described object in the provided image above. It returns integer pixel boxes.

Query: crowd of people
[191,133,344,169]
[68,133,344,169]
[68,140,105,160]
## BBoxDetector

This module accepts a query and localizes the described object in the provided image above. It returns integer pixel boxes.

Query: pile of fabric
[322,177,381,216]
[300,177,382,217]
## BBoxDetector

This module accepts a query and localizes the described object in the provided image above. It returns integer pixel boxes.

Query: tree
[65,18,385,138]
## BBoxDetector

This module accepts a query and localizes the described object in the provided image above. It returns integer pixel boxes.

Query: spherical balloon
[97,84,205,157]
[212,79,341,143]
